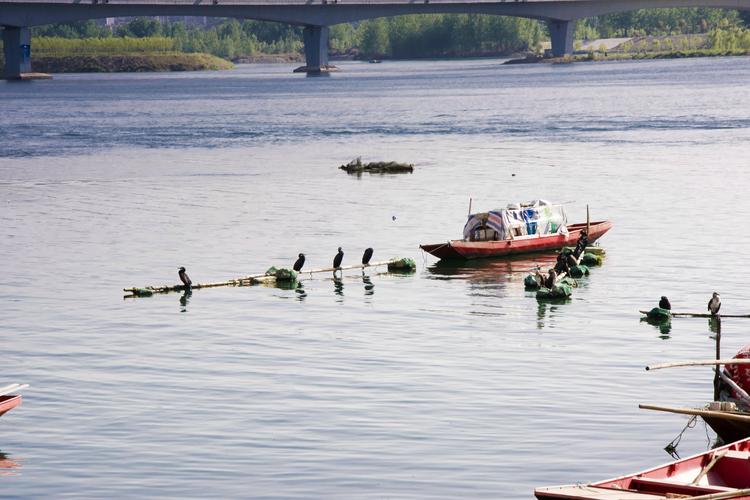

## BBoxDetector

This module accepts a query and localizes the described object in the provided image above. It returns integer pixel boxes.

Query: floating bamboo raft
[124,258,412,298]
[639,310,750,318]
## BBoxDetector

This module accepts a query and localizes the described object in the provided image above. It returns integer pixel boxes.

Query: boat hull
[0,395,22,418]
[535,436,750,499]
[420,221,613,260]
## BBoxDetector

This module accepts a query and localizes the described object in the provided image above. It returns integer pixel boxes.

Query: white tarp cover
[462,201,567,240]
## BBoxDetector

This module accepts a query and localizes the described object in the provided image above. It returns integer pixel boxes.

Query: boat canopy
[463,200,568,241]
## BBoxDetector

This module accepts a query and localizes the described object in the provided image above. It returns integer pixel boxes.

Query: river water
[2,57,750,498]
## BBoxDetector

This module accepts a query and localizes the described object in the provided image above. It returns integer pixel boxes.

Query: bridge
[2,0,749,78]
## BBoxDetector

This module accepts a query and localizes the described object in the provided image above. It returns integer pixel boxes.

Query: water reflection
[0,450,21,476]
[709,316,722,336]
[426,254,558,284]
[179,290,192,313]
[295,282,307,301]
[362,274,374,296]
[536,301,574,329]
[333,277,344,299]
[640,317,673,338]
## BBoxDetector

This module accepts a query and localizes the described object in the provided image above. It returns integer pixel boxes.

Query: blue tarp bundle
[463,201,567,241]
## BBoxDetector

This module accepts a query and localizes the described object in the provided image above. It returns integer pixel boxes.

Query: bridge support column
[2,26,32,79]
[294,26,336,74]
[547,20,576,58]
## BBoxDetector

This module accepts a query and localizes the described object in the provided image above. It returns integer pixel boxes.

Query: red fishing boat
[0,384,26,419]
[420,200,612,260]
[535,437,750,499]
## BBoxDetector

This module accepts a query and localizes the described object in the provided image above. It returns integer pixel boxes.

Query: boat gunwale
[534,436,750,499]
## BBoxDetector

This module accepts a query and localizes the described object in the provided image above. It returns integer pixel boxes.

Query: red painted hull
[0,395,22,419]
[420,221,613,260]
[535,437,750,499]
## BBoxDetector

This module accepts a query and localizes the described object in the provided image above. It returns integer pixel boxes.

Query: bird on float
[361,247,373,274]
[178,267,192,290]
[659,296,671,310]
[333,247,344,277]
[708,292,721,316]
[293,253,305,272]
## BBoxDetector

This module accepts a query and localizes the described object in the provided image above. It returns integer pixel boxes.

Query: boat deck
[535,485,664,499]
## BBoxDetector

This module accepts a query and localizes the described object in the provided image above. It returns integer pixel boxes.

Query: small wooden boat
[535,436,750,499]
[421,220,612,260]
[0,384,27,419]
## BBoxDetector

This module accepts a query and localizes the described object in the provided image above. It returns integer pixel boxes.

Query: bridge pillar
[2,26,32,79]
[294,25,336,74]
[548,20,576,58]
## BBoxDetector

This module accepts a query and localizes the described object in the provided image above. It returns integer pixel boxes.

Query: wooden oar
[0,384,28,398]
[646,359,750,371]
[689,488,750,500]
[639,404,750,423]
[639,310,750,318]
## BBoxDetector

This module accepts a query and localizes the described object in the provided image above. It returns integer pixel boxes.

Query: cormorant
[545,269,557,289]
[333,247,344,272]
[554,251,571,275]
[362,248,374,266]
[708,292,721,316]
[293,253,305,272]
[574,230,589,259]
[659,296,671,310]
[178,267,192,289]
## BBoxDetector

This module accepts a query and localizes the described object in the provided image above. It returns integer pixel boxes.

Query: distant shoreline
[25,53,233,73]
[505,49,750,65]
[6,46,749,75]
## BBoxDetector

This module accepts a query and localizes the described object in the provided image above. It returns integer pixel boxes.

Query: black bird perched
[293,253,305,272]
[545,269,557,289]
[362,248,374,266]
[659,296,671,310]
[333,247,344,273]
[178,266,192,289]
[573,230,589,259]
[554,251,571,275]
[708,292,721,316]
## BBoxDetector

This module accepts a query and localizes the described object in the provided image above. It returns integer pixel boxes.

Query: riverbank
[0,52,233,74]
[506,48,750,65]
[27,53,233,73]
[506,33,750,65]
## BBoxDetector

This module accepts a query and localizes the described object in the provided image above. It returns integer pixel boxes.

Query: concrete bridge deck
[2,0,749,78]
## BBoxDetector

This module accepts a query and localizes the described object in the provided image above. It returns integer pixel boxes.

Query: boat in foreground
[420,201,612,260]
[535,437,750,499]
[0,384,27,419]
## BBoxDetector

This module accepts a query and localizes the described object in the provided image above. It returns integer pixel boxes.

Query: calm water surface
[2,57,750,498]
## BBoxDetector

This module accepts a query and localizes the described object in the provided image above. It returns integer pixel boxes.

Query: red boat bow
[421,220,613,260]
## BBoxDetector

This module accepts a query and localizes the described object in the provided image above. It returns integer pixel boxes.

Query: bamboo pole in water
[646,359,750,371]
[714,317,722,400]
[639,310,750,318]
[123,259,404,297]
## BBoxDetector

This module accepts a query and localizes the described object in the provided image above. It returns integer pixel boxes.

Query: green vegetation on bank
[0,36,233,72]
[2,8,750,68]
[31,53,233,73]
[557,27,750,63]
[33,36,176,54]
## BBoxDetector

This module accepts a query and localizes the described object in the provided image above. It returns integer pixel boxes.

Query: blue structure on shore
[2,0,750,78]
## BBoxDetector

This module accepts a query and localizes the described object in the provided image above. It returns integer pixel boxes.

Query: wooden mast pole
[714,317,722,400]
